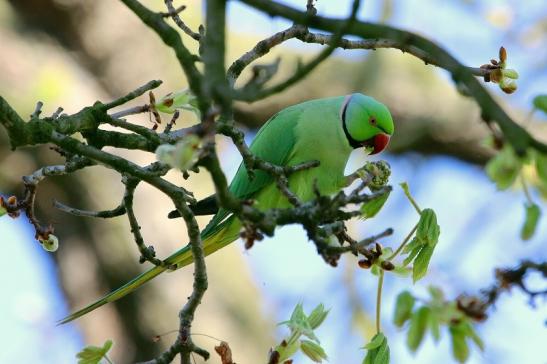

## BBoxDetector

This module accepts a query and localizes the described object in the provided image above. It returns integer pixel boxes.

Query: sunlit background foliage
[0,0,546,363]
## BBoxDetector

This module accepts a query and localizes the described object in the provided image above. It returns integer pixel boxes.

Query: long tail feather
[57,256,171,325]
[59,216,240,324]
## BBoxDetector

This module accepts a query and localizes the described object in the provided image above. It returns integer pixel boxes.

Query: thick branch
[202,0,231,117]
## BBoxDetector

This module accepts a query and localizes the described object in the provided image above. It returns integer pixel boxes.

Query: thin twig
[31,101,43,118]
[163,0,201,40]
[234,0,362,102]
[376,270,384,334]
[387,222,418,261]
[123,177,170,267]
[53,200,126,218]
[51,107,64,119]
[103,80,162,110]
[107,117,161,142]
[164,110,180,133]
[110,105,150,119]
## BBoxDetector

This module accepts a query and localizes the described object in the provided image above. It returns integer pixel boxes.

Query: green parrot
[59,93,394,324]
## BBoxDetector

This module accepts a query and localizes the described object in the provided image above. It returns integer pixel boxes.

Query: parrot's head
[340,94,394,154]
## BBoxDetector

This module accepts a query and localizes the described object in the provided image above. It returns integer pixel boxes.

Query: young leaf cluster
[274,303,329,363]
[485,143,546,240]
[393,287,484,363]
[402,209,441,282]
[76,339,114,364]
[362,332,390,364]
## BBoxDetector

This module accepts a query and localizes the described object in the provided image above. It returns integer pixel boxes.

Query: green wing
[201,105,302,238]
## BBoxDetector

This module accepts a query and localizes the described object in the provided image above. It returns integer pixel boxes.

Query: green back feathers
[201,104,302,238]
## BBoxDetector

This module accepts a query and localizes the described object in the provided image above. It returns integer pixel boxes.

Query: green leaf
[533,94,547,114]
[416,209,440,247]
[402,210,440,278]
[461,321,484,351]
[280,303,320,343]
[402,236,421,255]
[364,333,385,350]
[290,303,306,323]
[450,325,470,363]
[308,303,329,329]
[428,311,441,343]
[155,89,200,118]
[373,337,390,364]
[76,340,113,364]
[457,321,484,351]
[402,239,420,266]
[407,306,430,352]
[361,191,390,218]
[393,291,415,327]
[391,264,411,277]
[521,203,541,240]
[535,152,547,185]
[362,333,390,364]
[485,145,522,190]
[401,210,441,282]
[427,286,445,304]
[413,245,435,282]
[300,340,328,363]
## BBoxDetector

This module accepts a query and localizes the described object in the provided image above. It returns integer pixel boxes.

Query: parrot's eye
[369,116,377,126]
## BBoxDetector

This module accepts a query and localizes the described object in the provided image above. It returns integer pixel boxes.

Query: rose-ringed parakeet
[59,93,394,324]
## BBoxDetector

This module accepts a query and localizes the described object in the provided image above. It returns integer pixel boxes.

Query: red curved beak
[362,133,391,155]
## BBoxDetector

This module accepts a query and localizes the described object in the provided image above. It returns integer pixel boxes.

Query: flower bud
[40,234,59,252]
[489,69,503,83]
[499,46,507,63]
[173,135,201,170]
[156,136,202,171]
[380,260,395,271]
[499,79,517,94]
[155,144,176,166]
[155,89,200,118]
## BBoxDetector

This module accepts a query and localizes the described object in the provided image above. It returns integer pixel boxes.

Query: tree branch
[237,0,547,154]
[163,0,201,41]
[234,0,362,102]
[120,0,207,114]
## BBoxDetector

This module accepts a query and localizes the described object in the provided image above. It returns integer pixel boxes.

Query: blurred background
[0,0,546,363]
